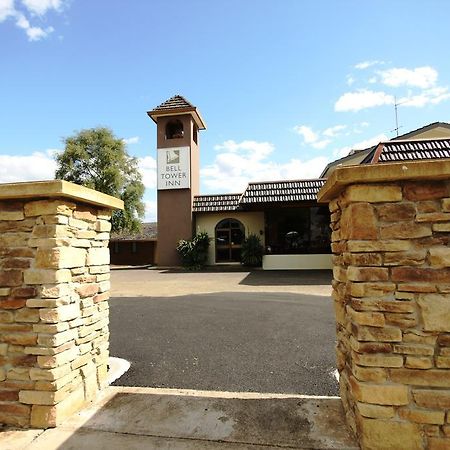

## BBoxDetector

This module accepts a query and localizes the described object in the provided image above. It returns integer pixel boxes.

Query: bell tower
[147,95,206,266]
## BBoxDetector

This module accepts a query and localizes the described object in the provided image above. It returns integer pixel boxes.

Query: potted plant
[240,233,264,267]
[176,232,210,270]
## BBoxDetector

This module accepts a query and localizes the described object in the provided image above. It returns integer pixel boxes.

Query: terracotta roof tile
[147,94,206,130]
[377,138,450,163]
[193,194,242,212]
[240,179,326,204]
[193,179,326,212]
[152,95,194,112]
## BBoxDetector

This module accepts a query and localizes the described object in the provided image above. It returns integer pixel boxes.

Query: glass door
[215,219,245,262]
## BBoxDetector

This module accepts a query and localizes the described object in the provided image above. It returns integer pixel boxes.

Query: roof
[373,138,450,163]
[319,147,375,178]
[147,94,206,130]
[240,179,326,204]
[111,222,157,241]
[193,179,326,212]
[321,121,450,178]
[391,122,450,141]
[193,194,242,212]
[151,95,194,111]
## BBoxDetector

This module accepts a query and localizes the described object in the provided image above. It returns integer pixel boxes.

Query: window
[165,120,184,139]
[131,242,138,254]
[265,206,330,255]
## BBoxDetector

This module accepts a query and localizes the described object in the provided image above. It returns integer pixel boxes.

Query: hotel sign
[157,146,191,190]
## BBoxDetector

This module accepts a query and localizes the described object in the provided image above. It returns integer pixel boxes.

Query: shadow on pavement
[239,270,332,286]
[157,265,250,274]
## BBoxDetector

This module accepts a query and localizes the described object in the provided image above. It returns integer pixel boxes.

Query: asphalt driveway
[109,269,338,396]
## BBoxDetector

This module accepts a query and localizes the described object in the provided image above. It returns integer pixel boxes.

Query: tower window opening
[165,120,184,139]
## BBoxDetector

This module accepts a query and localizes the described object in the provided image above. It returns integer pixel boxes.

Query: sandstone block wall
[0,195,115,428]
[324,171,450,449]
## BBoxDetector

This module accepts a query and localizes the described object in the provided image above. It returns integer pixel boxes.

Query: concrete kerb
[2,386,358,450]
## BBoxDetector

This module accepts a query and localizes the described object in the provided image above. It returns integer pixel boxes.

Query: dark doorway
[215,218,245,262]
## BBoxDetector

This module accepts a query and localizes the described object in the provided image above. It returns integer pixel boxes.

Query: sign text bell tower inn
[147,95,206,266]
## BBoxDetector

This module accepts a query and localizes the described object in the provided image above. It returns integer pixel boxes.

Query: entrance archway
[215,218,245,262]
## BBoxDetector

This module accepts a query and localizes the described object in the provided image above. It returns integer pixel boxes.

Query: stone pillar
[318,160,450,450]
[0,181,123,428]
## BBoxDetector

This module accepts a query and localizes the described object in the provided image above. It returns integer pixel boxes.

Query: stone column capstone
[0,181,123,428]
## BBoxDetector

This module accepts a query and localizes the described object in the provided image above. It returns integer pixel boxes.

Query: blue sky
[1,0,450,221]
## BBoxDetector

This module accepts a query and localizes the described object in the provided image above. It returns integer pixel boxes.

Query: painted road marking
[108,357,131,384]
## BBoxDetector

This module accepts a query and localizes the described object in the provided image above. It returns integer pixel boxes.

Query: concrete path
[110,268,333,297]
[2,387,358,449]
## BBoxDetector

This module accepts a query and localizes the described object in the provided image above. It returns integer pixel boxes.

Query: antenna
[390,96,409,136]
[394,96,400,136]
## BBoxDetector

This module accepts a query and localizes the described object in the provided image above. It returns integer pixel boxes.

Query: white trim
[263,254,333,270]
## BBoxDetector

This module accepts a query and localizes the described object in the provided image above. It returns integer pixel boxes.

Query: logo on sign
[166,150,180,164]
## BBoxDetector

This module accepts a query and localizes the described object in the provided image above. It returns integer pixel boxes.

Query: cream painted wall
[195,212,265,265]
[407,127,450,139]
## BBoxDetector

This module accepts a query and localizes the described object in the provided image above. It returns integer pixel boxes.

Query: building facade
[193,181,332,269]
[147,95,332,269]
[142,95,450,269]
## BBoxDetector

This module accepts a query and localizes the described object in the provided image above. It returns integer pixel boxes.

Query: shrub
[241,233,264,267]
[176,232,210,270]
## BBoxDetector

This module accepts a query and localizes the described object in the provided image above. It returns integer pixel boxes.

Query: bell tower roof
[147,94,206,130]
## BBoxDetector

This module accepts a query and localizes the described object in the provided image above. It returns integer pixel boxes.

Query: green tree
[55,127,145,233]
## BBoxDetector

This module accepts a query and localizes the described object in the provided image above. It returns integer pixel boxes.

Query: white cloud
[21,0,63,15]
[0,150,57,183]
[214,140,274,159]
[281,157,330,180]
[323,125,347,137]
[346,75,355,86]
[293,125,332,149]
[0,0,15,21]
[293,125,318,144]
[144,200,157,222]
[354,60,385,70]
[15,11,28,28]
[352,121,370,134]
[311,139,331,150]
[379,66,438,89]
[378,66,438,89]
[138,156,157,189]
[338,64,449,112]
[0,0,66,40]
[333,133,388,158]
[16,12,53,40]
[335,89,395,112]
[123,136,139,145]
[399,87,450,108]
[202,139,329,192]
